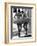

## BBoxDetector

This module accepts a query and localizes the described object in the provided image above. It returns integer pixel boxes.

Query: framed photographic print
[5,2,36,44]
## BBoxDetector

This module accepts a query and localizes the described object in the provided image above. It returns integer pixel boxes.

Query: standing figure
[23,13,28,36]
[14,12,22,37]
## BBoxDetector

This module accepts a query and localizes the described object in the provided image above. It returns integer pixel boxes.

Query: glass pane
[11,7,32,39]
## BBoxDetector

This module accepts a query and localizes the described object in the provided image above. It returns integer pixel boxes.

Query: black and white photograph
[11,6,32,39]
[5,3,36,43]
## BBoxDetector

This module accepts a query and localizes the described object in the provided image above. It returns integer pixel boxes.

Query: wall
[0,0,37,46]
